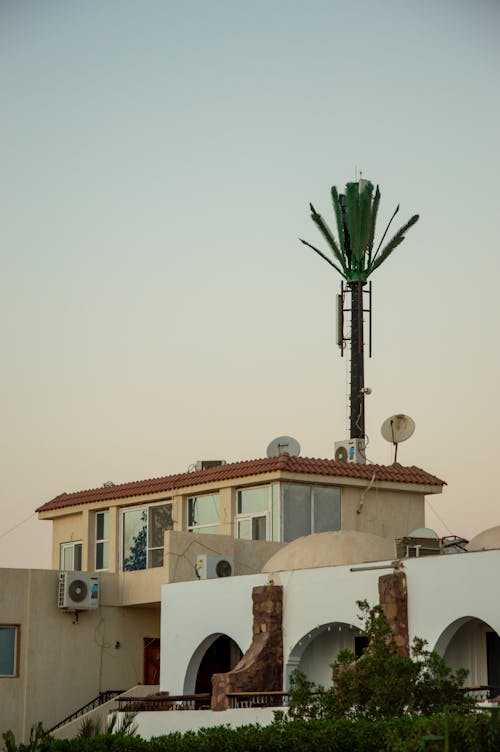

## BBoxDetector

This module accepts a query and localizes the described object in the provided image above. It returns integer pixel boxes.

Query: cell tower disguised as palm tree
[300,179,418,440]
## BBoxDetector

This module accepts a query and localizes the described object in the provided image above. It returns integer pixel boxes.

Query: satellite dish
[266,435,301,458]
[381,414,415,463]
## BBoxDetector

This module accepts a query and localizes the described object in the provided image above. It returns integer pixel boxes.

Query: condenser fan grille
[216,559,232,578]
[335,445,348,462]
[68,579,88,603]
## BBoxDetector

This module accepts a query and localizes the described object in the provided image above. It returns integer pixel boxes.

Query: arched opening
[183,633,243,695]
[435,617,500,687]
[286,622,364,689]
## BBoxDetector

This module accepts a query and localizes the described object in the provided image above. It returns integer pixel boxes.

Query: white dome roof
[467,525,500,552]
[262,530,394,572]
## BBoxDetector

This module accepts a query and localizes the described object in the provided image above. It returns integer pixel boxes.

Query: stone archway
[435,617,500,687]
[183,633,242,695]
[286,621,363,689]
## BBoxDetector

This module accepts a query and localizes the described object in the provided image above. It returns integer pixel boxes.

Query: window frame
[187,493,221,535]
[280,483,341,541]
[235,485,272,541]
[120,499,173,572]
[95,511,110,571]
[0,625,20,678]
[60,541,83,571]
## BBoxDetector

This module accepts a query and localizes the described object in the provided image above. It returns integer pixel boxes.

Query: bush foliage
[3,714,500,752]
[289,600,474,722]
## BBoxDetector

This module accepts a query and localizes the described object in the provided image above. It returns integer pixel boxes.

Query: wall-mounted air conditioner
[334,439,366,464]
[58,572,100,610]
[195,554,233,580]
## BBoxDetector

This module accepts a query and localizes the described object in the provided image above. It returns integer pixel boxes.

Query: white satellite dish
[381,414,415,463]
[266,435,301,458]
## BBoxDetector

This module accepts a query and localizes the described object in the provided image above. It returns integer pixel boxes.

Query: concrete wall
[341,486,424,540]
[121,707,282,739]
[0,569,160,742]
[160,550,500,699]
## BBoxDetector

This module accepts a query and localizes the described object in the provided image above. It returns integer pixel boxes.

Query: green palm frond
[367,185,380,264]
[345,182,361,260]
[331,186,346,254]
[299,238,346,277]
[302,180,418,282]
[368,214,419,274]
[309,203,348,274]
[358,181,374,262]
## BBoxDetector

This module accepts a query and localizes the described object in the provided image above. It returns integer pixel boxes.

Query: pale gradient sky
[1,0,499,568]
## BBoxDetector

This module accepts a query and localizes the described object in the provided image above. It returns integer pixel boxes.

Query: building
[4,451,500,740]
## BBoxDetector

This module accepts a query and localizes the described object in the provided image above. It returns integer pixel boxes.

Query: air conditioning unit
[194,460,227,471]
[195,554,233,580]
[58,572,100,610]
[334,439,366,464]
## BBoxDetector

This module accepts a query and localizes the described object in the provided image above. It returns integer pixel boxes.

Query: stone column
[378,571,409,657]
[211,585,283,710]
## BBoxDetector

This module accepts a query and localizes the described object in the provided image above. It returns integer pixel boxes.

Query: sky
[1,0,499,568]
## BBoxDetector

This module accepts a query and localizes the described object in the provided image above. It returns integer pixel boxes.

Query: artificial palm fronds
[302,180,419,282]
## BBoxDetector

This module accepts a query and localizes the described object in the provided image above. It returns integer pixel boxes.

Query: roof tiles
[36,455,445,514]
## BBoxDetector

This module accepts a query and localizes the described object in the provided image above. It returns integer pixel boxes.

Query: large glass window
[95,511,109,570]
[60,541,82,571]
[0,626,18,677]
[281,484,341,542]
[188,494,220,534]
[122,502,173,571]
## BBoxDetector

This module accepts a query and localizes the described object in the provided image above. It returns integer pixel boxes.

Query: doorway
[143,637,161,685]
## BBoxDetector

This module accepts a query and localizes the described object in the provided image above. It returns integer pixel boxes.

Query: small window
[0,626,19,677]
[236,486,271,541]
[188,494,220,534]
[95,511,109,570]
[60,541,82,571]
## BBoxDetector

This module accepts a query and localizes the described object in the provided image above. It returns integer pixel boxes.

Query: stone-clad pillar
[211,585,283,711]
[378,571,409,657]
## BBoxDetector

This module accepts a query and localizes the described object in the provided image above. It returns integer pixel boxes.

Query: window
[121,502,173,571]
[188,494,220,534]
[236,486,270,541]
[95,511,109,570]
[0,626,19,677]
[60,541,82,571]
[281,484,341,542]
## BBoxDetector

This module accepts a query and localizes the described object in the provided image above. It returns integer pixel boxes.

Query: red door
[143,637,161,685]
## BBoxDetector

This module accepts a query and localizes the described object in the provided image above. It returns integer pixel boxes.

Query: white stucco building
[2,452,500,740]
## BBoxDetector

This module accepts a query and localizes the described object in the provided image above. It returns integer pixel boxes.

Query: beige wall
[51,513,85,570]
[0,569,160,742]
[163,530,283,584]
[341,487,425,540]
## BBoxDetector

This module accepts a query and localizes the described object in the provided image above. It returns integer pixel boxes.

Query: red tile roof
[36,455,445,514]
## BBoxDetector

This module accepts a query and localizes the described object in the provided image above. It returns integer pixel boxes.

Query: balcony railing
[227,691,291,709]
[48,690,125,732]
[464,685,500,702]
[117,693,211,712]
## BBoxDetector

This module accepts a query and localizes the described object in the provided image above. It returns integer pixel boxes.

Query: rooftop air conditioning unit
[58,572,100,610]
[194,460,227,471]
[195,554,233,580]
[334,439,366,464]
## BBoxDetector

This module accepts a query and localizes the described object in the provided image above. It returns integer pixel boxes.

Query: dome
[262,530,394,572]
[467,525,500,552]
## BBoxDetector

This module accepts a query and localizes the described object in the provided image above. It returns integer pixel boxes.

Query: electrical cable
[0,512,36,541]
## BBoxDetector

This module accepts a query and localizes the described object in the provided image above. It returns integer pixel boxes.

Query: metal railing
[117,693,211,712]
[227,691,292,709]
[464,685,500,702]
[48,690,125,732]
